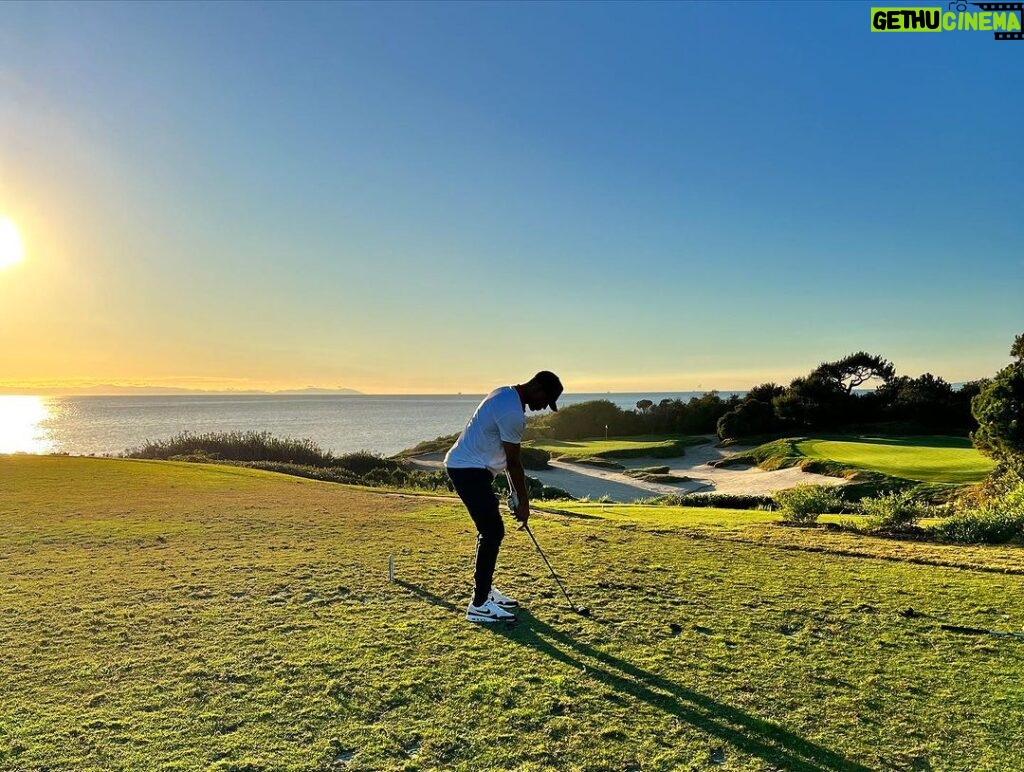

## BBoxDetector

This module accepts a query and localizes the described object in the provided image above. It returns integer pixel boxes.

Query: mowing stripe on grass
[797,437,994,484]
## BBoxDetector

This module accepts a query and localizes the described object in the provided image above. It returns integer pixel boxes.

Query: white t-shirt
[444,386,525,474]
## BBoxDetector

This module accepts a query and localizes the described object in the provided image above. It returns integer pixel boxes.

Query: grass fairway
[2,456,1023,771]
[526,434,700,460]
[796,436,995,484]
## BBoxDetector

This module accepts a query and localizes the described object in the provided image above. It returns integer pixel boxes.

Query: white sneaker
[488,587,519,610]
[466,599,516,623]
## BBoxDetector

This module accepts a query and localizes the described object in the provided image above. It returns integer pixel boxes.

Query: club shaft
[524,524,577,610]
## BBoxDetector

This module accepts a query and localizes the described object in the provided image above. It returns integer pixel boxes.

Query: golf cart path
[407,440,845,502]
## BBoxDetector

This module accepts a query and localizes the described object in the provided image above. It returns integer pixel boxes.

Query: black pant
[447,467,504,606]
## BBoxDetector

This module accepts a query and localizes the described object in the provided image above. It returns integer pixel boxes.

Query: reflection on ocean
[0,396,55,454]
[0,392,734,457]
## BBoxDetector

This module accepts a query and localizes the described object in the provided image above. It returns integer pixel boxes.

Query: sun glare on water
[0,396,54,454]
[0,217,25,269]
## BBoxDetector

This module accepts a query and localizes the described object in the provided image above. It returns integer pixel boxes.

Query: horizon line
[0,382,985,398]
[0,387,756,397]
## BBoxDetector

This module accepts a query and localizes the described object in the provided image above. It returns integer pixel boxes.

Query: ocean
[0,392,739,457]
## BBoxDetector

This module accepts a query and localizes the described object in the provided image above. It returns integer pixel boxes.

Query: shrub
[540,485,574,500]
[859,490,925,530]
[649,493,774,510]
[774,485,842,525]
[235,461,361,485]
[520,446,552,470]
[932,509,1024,544]
[492,472,572,501]
[334,451,396,476]
[363,467,397,485]
[125,431,336,467]
[932,481,1024,544]
[168,452,220,464]
[232,461,453,492]
[396,433,460,457]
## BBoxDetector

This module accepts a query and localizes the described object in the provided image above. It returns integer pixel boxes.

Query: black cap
[534,370,563,412]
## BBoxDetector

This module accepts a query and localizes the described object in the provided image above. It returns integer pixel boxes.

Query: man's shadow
[395,579,871,772]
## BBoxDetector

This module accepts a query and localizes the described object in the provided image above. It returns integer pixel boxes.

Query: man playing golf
[445,371,563,623]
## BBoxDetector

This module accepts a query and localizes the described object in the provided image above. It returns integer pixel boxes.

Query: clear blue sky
[1,1,1021,393]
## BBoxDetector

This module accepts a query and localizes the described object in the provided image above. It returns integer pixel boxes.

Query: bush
[363,467,397,485]
[493,472,573,501]
[125,431,336,467]
[233,461,453,492]
[859,490,925,530]
[396,433,460,457]
[647,493,774,510]
[235,461,362,485]
[168,452,220,464]
[774,485,842,525]
[520,446,552,470]
[932,509,1024,544]
[127,433,461,493]
[540,485,574,500]
[932,481,1024,544]
[334,451,396,476]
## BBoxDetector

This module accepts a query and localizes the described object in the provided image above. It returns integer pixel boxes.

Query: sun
[0,217,25,269]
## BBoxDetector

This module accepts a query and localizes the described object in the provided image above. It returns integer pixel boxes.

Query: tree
[547,400,636,440]
[773,375,850,430]
[746,382,785,404]
[949,380,987,433]
[717,400,776,439]
[813,352,896,394]
[1011,333,1024,362]
[884,373,955,431]
[972,361,1024,459]
[677,391,739,435]
[635,399,654,413]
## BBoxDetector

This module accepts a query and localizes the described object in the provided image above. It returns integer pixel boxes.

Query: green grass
[725,436,995,499]
[527,434,704,461]
[2,455,1023,770]
[796,436,995,485]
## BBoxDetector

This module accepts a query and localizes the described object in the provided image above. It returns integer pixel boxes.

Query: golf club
[505,471,590,617]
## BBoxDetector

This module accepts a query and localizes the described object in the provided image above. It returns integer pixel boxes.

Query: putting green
[797,436,994,484]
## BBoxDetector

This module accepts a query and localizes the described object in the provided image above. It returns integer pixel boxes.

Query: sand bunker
[407,439,846,503]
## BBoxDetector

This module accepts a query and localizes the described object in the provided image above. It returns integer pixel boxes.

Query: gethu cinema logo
[871,2,1023,37]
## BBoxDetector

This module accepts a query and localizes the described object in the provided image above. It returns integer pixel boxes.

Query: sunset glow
[0,396,53,453]
[0,218,24,270]
[0,4,1020,394]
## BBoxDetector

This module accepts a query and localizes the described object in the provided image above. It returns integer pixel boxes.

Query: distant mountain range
[0,385,364,396]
